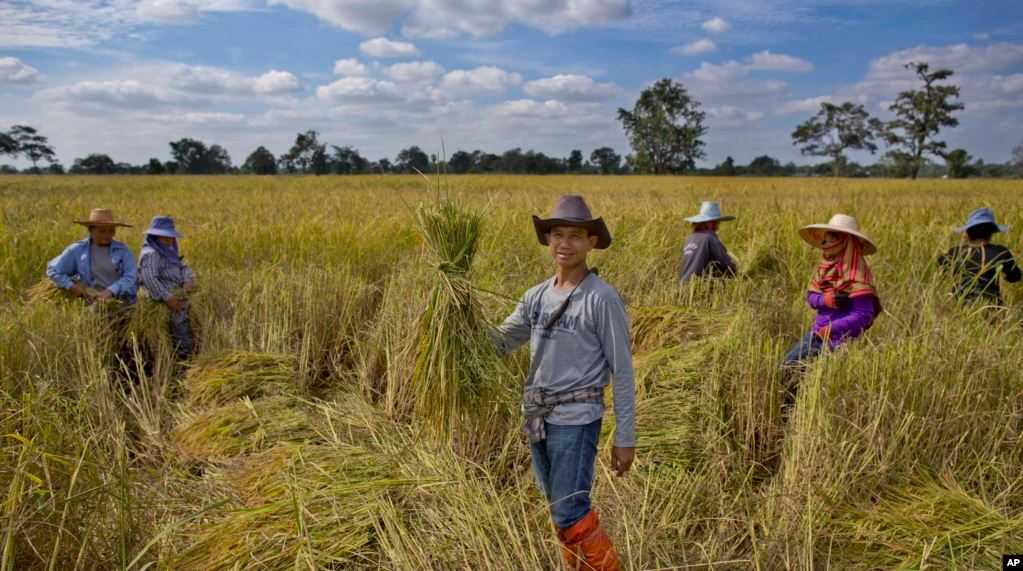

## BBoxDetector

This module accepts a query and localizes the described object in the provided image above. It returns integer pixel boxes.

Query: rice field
[2,174,1023,570]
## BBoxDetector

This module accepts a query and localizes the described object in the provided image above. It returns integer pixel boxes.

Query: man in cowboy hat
[47,208,137,303]
[138,216,197,359]
[678,201,737,282]
[492,194,635,571]
[938,207,1021,304]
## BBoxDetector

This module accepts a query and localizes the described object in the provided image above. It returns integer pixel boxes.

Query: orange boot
[557,511,620,571]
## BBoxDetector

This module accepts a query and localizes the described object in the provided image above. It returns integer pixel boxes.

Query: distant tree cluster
[1,60,1019,179]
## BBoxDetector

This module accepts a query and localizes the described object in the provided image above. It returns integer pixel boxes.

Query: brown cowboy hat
[73,208,132,228]
[532,195,611,249]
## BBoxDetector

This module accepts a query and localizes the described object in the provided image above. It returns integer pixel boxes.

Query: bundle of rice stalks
[408,199,516,459]
[24,278,77,303]
[631,305,713,354]
[172,396,316,461]
[829,477,1023,568]
[172,442,422,570]
[184,350,297,407]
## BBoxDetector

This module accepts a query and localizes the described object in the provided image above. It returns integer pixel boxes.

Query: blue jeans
[782,332,826,367]
[169,309,194,359]
[529,419,601,529]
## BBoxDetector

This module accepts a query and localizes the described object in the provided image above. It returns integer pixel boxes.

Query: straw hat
[685,201,735,224]
[73,208,132,228]
[532,194,611,249]
[799,213,876,255]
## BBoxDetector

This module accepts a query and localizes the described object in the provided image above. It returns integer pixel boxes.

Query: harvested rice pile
[172,396,317,461]
[184,350,298,407]
[631,305,714,354]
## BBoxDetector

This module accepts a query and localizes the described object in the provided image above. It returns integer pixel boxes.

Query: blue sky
[1,0,1022,168]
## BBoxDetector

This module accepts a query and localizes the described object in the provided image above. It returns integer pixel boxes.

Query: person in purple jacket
[782,214,882,400]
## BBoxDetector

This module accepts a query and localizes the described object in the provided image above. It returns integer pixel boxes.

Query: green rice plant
[183,350,297,407]
[171,396,316,461]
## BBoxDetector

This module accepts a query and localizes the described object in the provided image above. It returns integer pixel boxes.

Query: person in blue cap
[678,201,737,282]
[138,216,197,359]
[938,207,1021,304]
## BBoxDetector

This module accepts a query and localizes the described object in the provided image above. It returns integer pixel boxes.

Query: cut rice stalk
[184,351,298,407]
[172,396,316,461]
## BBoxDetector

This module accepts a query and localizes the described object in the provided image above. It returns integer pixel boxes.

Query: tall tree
[169,138,232,174]
[590,147,621,174]
[395,146,430,173]
[331,146,369,174]
[146,158,166,175]
[1012,139,1023,177]
[714,156,737,176]
[748,155,782,176]
[283,130,325,173]
[617,78,707,174]
[243,146,278,175]
[942,148,974,179]
[567,150,584,172]
[70,154,117,174]
[9,125,56,171]
[883,62,964,179]
[791,101,884,177]
[0,131,17,156]
[447,150,474,173]
[311,145,330,175]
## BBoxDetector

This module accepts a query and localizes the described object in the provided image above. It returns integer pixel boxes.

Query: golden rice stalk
[184,351,297,407]
[631,305,713,354]
[171,442,423,570]
[408,199,516,460]
[171,396,316,462]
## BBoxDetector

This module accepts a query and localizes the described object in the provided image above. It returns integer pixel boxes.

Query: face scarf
[807,233,875,298]
[145,234,183,270]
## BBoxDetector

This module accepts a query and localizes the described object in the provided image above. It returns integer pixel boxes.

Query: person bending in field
[938,208,1021,305]
[138,216,197,359]
[782,214,882,403]
[678,201,737,282]
[47,208,137,304]
[492,195,635,571]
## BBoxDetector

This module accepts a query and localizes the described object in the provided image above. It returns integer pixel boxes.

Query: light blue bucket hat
[955,207,1007,234]
[143,215,182,238]
[685,201,735,224]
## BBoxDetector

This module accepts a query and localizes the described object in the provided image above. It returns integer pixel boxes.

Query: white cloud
[384,60,445,82]
[701,17,730,33]
[316,76,400,101]
[673,39,717,56]
[149,111,248,125]
[41,79,190,109]
[777,95,832,115]
[359,37,420,58]
[749,50,813,72]
[136,0,200,23]
[170,65,300,95]
[990,74,1023,96]
[523,74,622,100]
[706,105,764,127]
[866,43,1023,82]
[0,57,42,84]
[441,66,522,94]
[333,58,367,76]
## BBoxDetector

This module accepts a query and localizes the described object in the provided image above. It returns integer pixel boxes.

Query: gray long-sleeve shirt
[493,274,636,447]
[678,231,736,282]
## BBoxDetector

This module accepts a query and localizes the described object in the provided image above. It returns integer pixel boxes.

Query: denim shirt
[46,238,138,300]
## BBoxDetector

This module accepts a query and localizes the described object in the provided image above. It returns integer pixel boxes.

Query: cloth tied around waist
[521,386,605,443]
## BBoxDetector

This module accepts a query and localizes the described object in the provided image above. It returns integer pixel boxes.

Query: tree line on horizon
[2,61,1022,179]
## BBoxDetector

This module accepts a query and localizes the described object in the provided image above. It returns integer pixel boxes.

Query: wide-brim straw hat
[955,207,1007,234]
[532,194,612,249]
[143,215,182,238]
[74,208,132,228]
[685,201,735,224]
[799,213,876,255]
